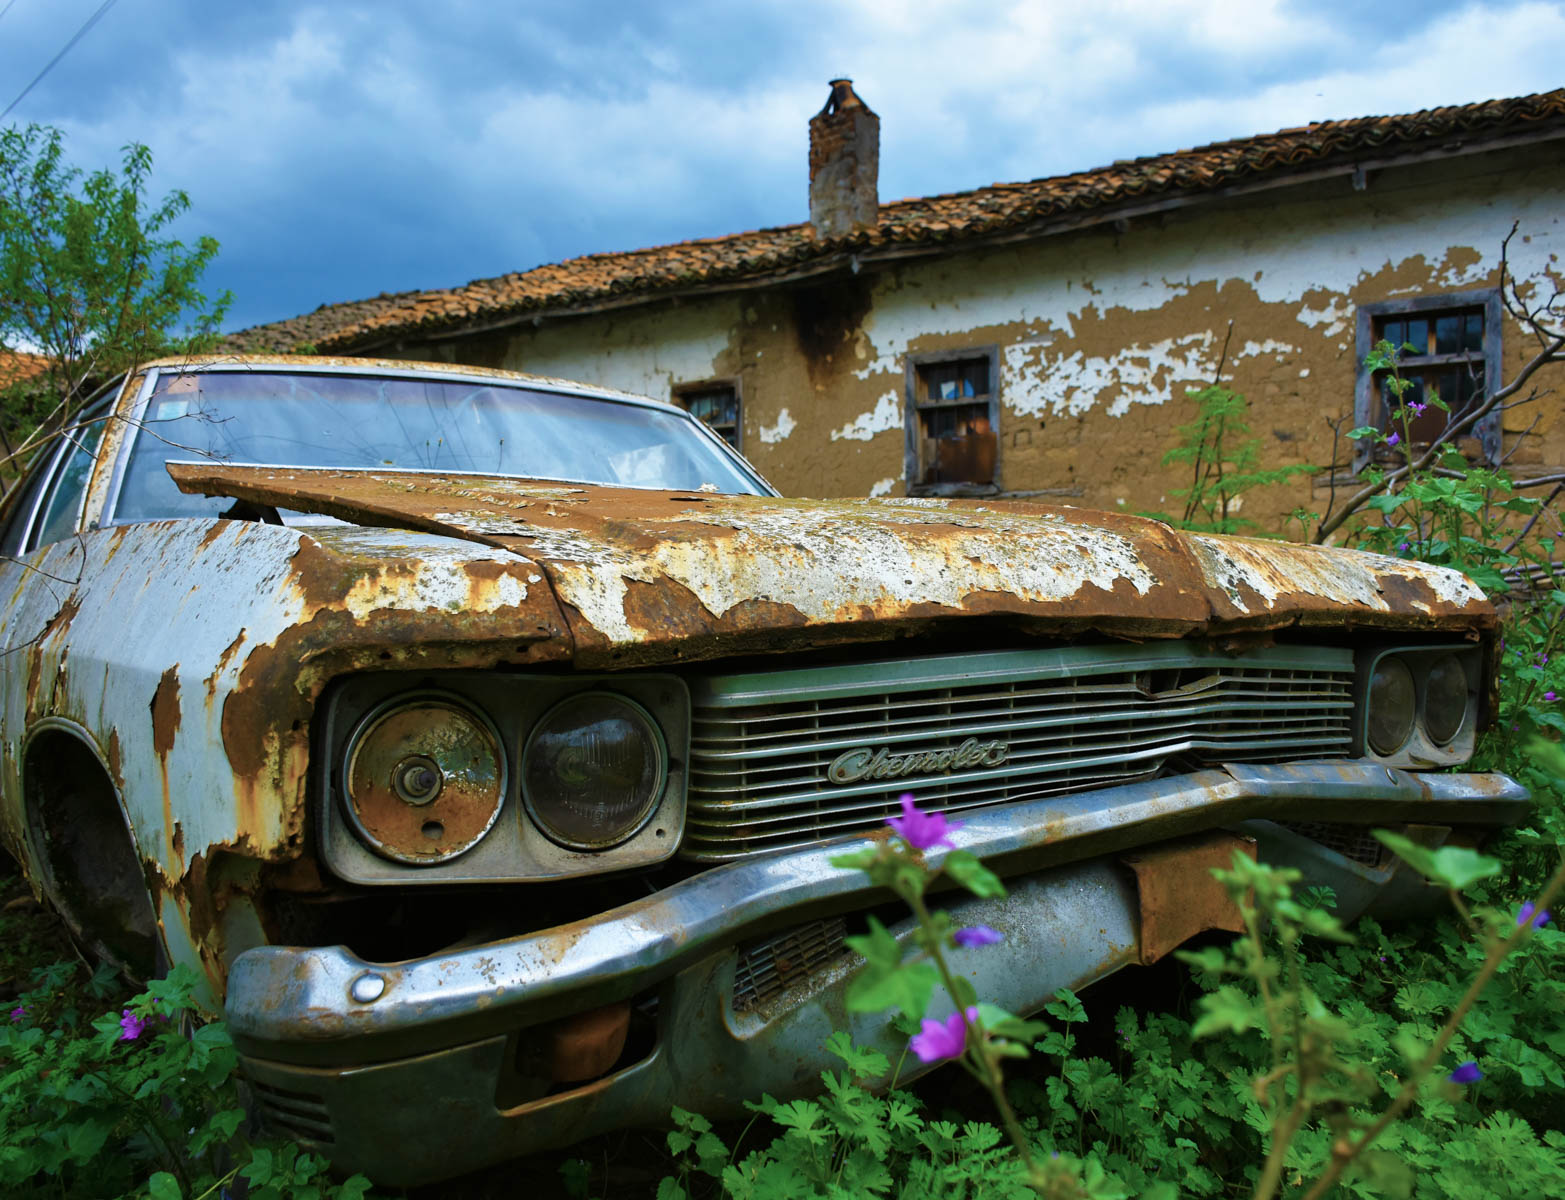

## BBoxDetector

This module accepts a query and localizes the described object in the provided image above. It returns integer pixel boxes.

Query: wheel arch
[20,717,163,979]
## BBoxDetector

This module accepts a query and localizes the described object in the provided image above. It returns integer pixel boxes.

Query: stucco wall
[403,145,1564,533]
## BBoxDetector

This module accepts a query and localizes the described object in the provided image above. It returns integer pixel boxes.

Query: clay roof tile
[225,87,1565,354]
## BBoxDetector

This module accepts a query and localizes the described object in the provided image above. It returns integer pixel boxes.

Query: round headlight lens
[523,693,666,849]
[344,697,505,864]
[1367,657,1416,756]
[1423,654,1469,745]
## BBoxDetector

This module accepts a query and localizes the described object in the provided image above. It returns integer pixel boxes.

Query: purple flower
[1518,902,1551,929]
[1409,401,1427,417]
[118,1010,146,1042]
[1387,431,1401,447]
[954,925,1004,948]
[1399,542,1411,553]
[910,1006,979,1064]
[886,793,963,852]
[1547,692,1558,702]
[8,1006,25,1023]
[1448,1061,1483,1084]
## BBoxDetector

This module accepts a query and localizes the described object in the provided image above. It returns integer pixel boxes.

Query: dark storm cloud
[2,1,1560,331]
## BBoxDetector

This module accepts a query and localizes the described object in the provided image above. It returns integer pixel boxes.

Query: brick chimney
[808,79,879,238]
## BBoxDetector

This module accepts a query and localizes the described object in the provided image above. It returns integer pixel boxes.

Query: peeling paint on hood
[168,463,1495,664]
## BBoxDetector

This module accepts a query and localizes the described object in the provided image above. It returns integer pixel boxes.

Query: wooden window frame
[1354,288,1501,468]
[904,345,1002,497]
[673,377,742,453]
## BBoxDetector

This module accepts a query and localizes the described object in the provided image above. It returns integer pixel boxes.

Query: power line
[2,0,122,123]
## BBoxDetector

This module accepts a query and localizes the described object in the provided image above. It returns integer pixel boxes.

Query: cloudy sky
[3,0,1563,333]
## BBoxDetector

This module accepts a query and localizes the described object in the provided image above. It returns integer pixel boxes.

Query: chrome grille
[250,1079,335,1145]
[1277,820,1385,866]
[683,644,1355,862]
[732,917,849,1013]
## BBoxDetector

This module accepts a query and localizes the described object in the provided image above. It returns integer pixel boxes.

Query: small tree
[0,123,231,491]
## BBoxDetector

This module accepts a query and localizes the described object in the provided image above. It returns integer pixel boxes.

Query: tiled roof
[0,349,50,388]
[236,88,1565,354]
[223,289,424,355]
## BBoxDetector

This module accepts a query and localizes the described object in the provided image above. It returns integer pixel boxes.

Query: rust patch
[37,594,81,645]
[1123,832,1255,964]
[195,522,230,553]
[206,629,248,703]
[620,577,717,640]
[104,728,123,790]
[150,666,182,758]
[550,1002,631,1083]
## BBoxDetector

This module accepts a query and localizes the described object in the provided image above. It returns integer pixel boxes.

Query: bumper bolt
[349,973,386,1004]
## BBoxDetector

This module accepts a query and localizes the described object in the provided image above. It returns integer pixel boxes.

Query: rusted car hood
[170,463,1493,664]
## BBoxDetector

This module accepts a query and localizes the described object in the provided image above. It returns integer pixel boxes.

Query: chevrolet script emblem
[826,737,1009,784]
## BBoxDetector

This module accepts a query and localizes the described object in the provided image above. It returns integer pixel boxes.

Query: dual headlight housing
[1358,645,1482,767]
[318,672,689,884]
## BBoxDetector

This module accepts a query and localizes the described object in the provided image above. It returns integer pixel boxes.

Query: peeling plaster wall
[402,145,1565,527]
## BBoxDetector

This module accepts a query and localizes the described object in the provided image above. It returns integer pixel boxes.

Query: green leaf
[844,915,904,972]
[829,847,879,872]
[823,1030,889,1080]
[1374,830,1502,890]
[65,1119,109,1162]
[147,1172,182,1200]
[845,958,939,1019]
[942,850,1006,898]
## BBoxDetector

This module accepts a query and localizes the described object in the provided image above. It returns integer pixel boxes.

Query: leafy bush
[0,960,374,1200]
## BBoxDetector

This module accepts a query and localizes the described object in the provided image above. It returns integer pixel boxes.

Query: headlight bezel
[521,690,670,851]
[317,671,690,885]
[341,690,508,865]
[1356,645,1481,767]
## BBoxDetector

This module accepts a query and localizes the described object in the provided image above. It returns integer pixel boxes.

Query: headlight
[1423,653,1469,745]
[1366,657,1416,755]
[522,692,667,849]
[344,695,506,864]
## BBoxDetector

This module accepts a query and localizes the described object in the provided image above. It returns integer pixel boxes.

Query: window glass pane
[1404,318,1429,356]
[1434,314,1463,355]
[921,362,959,401]
[1381,319,1404,348]
[1407,372,1446,444]
[1464,313,1484,353]
[959,359,990,397]
[34,417,108,547]
[115,371,763,521]
[0,444,64,556]
[680,385,739,448]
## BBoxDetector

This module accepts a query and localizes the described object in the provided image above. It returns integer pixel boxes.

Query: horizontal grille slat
[682,646,1356,863]
[251,1080,335,1144]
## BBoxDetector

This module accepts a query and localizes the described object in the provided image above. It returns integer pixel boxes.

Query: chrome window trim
[50,394,119,545]
[99,370,156,528]
[104,364,776,526]
[11,439,72,555]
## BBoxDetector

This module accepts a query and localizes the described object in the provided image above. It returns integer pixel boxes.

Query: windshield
[113,370,767,520]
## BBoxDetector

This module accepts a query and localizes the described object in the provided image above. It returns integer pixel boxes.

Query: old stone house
[235,83,1565,530]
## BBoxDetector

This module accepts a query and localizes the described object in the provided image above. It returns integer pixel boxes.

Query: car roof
[133,353,688,416]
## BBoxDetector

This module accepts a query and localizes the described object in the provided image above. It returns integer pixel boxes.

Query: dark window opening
[676,382,740,451]
[1355,290,1501,467]
[909,351,999,492]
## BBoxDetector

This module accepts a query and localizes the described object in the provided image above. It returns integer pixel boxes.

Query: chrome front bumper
[226,762,1528,1185]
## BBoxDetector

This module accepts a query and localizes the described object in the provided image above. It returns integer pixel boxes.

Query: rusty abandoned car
[0,355,1528,1184]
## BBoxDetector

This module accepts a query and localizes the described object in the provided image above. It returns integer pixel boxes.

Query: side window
[0,442,66,558]
[904,347,1000,495]
[31,406,111,549]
